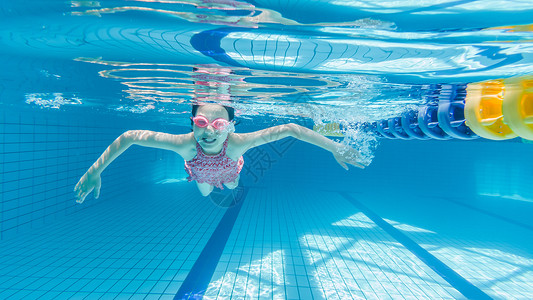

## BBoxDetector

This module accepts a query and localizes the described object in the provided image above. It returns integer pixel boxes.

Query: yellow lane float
[464,80,517,140]
[502,76,533,140]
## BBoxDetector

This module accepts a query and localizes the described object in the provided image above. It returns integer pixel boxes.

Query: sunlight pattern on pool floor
[203,188,461,299]
[0,184,531,299]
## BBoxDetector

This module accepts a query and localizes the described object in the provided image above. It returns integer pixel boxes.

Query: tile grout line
[339,192,492,300]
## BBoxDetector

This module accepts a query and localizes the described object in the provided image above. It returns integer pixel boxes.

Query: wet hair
[192,104,234,121]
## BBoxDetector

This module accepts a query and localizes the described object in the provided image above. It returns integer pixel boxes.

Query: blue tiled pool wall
[0,106,185,241]
[248,137,533,231]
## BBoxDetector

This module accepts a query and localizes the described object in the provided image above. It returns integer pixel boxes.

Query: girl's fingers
[76,193,84,203]
[344,157,366,169]
[335,151,367,170]
[76,194,85,204]
[353,162,365,169]
[338,160,348,170]
[334,156,347,170]
[94,185,101,199]
[78,187,88,197]
[75,185,94,203]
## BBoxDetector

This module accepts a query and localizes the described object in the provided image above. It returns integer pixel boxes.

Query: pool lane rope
[314,76,533,141]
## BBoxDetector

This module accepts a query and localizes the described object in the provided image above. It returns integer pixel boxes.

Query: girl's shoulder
[227,132,251,146]
[226,133,248,159]
[171,132,196,147]
[178,132,199,160]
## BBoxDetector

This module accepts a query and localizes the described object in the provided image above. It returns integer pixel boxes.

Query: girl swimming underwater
[74,104,367,202]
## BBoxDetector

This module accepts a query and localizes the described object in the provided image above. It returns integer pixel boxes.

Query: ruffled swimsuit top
[184,138,244,189]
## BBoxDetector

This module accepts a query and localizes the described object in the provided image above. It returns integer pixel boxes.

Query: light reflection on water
[3,0,533,126]
[53,58,424,126]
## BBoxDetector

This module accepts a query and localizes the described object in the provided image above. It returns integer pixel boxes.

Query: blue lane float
[366,83,479,141]
[314,84,476,141]
[436,84,478,140]
[400,110,430,140]
[375,119,397,139]
[388,117,413,140]
[417,103,452,140]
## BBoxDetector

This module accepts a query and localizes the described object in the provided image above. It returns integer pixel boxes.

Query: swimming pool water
[1,0,533,299]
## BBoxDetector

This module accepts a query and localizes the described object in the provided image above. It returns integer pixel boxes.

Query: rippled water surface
[1,0,533,126]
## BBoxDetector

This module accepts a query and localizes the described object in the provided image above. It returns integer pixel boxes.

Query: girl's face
[193,104,232,154]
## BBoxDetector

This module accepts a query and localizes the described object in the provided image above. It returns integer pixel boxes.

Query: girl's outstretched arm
[74,130,193,203]
[234,123,367,170]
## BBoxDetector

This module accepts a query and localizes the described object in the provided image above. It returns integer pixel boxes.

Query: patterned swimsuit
[184,138,244,189]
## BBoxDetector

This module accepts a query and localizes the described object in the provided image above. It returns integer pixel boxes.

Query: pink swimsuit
[184,138,244,189]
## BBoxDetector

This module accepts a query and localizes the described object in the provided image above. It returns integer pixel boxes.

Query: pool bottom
[0,184,531,299]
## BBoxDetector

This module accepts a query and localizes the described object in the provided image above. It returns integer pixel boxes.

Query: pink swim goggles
[192,116,231,130]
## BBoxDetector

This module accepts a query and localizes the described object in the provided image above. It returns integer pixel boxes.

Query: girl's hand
[332,143,367,170]
[74,171,102,204]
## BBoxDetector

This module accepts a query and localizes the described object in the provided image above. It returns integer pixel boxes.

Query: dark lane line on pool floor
[339,192,492,300]
[174,187,249,300]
